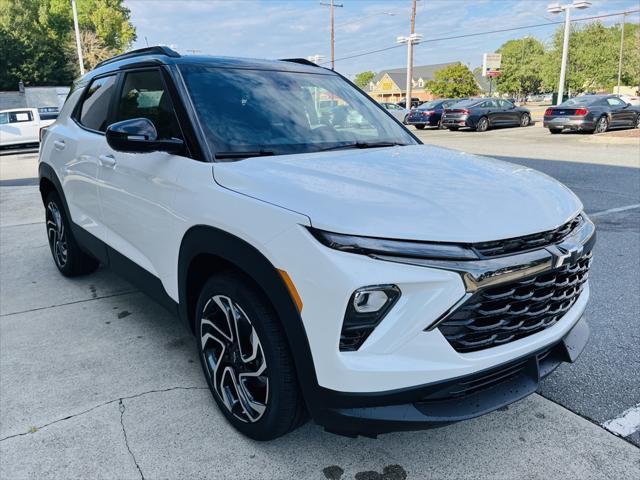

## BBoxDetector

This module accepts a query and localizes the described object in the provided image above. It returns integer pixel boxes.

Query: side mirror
[105,118,184,154]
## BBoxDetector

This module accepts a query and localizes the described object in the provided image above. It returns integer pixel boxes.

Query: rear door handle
[53,140,65,150]
[98,154,116,168]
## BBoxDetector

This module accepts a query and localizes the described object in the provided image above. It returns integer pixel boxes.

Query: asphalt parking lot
[1,125,639,479]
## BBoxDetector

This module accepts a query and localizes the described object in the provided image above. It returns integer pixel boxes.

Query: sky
[126,0,640,78]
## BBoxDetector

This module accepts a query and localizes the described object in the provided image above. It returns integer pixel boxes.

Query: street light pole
[616,12,627,95]
[320,0,343,71]
[547,2,591,105]
[406,0,417,110]
[71,0,85,75]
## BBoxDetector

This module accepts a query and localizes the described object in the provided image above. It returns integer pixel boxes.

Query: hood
[213,145,582,243]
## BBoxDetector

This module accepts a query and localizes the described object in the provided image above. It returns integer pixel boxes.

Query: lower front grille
[438,252,592,353]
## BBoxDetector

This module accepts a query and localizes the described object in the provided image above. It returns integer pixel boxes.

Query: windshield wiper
[215,150,275,160]
[318,141,408,152]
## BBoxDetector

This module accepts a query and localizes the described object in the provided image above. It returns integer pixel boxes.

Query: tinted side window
[0,112,8,124]
[499,99,514,108]
[606,97,624,106]
[9,111,33,123]
[115,70,182,140]
[79,75,117,132]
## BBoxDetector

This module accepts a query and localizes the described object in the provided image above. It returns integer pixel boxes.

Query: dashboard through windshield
[179,65,417,159]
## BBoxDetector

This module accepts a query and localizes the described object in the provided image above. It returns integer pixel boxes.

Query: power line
[320,9,640,66]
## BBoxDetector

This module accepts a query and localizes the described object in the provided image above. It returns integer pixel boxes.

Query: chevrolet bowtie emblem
[548,241,583,268]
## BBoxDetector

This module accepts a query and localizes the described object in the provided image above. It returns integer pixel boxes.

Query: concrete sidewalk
[1,186,639,479]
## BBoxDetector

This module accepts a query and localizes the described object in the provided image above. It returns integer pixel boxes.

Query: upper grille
[438,252,592,353]
[472,215,582,258]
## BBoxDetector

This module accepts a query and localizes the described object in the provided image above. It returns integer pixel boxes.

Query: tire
[415,124,425,130]
[594,115,609,134]
[635,114,640,129]
[520,113,531,127]
[447,126,459,131]
[475,116,489,132]
[196,272,306,440]
[437,119,446,130]
[549,128,562,134]
[45,191,99,276]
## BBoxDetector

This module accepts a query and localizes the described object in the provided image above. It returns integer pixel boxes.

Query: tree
[64,30,118,71]
[354,71,375,89]
[541,21,640,94]
[0,0,136,90]
[425,64,479,98]
[496,36,545,97]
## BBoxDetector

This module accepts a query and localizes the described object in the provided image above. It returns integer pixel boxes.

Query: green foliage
[541,21,640,94]
[0,0,136,89]
[425,63,480,98]
[354,71,375,89]
[496,37,545,96]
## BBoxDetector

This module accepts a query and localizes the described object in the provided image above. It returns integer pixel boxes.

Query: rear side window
[79,75,117,132]
[115,70,182,140]
[7,111,33,123]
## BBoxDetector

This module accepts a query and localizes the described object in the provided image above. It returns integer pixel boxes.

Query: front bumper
[316,317,589,437]
[544,116,595,130]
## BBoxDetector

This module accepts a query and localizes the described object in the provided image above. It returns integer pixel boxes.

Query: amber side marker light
[278,269,303,313]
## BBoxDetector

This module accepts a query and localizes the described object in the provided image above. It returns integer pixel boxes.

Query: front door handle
[53,140,65,150]
[98,154,116,168]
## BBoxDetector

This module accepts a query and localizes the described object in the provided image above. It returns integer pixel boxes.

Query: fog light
[353,289,390,313]
[340,285,401,351]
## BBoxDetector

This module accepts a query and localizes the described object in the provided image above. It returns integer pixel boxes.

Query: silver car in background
[379,102,409,123]
[544,95,640,134]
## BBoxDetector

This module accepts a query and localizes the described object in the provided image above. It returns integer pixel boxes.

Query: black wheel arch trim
[177,225,323,416]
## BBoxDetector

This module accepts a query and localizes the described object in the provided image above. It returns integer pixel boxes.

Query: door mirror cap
[105,118,184,154]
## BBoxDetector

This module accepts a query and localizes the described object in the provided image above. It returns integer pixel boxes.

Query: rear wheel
[45,191,99,276]
[447,126,459,131]
[414,124,425,130]
[549,128,562,134]
[635,114,640,129]
[520,113,531,127]
[196,272,306,440]
[475,116,489,132]
[594,115,609,134]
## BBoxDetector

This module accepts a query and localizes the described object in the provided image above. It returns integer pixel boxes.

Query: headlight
[309,228,479,261]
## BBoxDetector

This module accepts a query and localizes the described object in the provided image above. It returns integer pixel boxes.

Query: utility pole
[71,0,85,75]
[616,12,627,95]
[320,0,343,70]
[406,0,417,109]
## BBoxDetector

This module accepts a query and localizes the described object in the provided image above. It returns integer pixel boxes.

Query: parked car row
[388,94,640,135]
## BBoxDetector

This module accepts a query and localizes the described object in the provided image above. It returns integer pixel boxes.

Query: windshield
[179,65,417,159]
[418,100,440,110]
[560,97,599,106]
[449,99,482,108]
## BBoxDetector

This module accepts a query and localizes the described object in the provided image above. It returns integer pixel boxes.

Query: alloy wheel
[595,116,608,134]
[200,295,269,423]
[46,201,68,268]
[477,117,488,132]
[521,114,530,127]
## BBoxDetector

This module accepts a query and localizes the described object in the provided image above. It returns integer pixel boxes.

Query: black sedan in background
[405,98,465,129]
[442,98,531,132]
[544,95,640,134]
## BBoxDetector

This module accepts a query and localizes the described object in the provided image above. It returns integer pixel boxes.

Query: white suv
[39,47,595,440]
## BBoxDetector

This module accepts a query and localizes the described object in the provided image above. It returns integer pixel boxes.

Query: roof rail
[95,46,181,69]
[280,58,321,67]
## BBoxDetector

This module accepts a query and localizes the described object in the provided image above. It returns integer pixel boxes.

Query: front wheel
[414,124,425,130]
[45,191,99,276]
[196,272,306,440]
[594,115,609,134]
[635,114,640,129]
[520,113,531,127]
[549,128,562,134]
[475,116,489,132]
[447,126,459,131]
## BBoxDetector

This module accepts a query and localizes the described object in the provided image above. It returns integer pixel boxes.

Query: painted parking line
[602,404,640,438]
[589,203,640,218]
